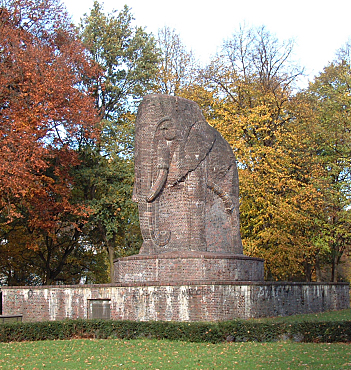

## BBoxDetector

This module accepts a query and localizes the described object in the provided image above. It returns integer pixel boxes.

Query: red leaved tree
[0,0,102,285]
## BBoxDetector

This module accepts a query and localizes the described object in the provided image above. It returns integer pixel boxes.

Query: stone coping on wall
[1,281,349,289]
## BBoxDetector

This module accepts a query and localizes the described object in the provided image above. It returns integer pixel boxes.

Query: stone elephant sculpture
[132,94,243,255]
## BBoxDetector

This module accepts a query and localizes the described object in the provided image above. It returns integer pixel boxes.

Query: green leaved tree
[76,1,160,281]
[305,51,351,282]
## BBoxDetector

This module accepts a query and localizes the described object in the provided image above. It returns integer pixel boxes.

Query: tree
[0,222,109,285]
[78,2,160,281]
[72,142,141,282]
[197,26,325,280]
[79,1,159,121]
[0,0,101,284]
[154,26,198,96]
[306,56,351,282]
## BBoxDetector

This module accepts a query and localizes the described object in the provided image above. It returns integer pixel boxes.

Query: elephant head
[146,119,217,202]
[133,94,215,203]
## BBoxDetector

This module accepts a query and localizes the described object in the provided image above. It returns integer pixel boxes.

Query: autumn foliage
[0,0,100,284]
[1,2,350,284]
[179,26,348,281]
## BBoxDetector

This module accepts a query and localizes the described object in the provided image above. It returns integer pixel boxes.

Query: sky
[63,0,351,87]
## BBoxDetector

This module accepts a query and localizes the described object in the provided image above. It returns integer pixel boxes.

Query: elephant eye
[157,117,171,130]
[159,124,169,131]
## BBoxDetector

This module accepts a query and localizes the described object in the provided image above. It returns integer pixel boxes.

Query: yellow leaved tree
[192,26,326,280]
[154,25,330,281]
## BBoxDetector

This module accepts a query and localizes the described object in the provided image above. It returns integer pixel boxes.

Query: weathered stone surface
[2,282,349,322]
[133,94,242,255]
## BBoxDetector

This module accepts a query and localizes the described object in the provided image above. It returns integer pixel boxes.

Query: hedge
[1,319,351,343]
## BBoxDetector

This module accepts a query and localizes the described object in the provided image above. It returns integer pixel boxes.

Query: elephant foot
[154,230,171,247]
[138,240,154,255]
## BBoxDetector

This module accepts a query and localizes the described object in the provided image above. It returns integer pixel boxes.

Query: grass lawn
[1,309,351,369]
[1,338,351,370]
[252,308,351,323]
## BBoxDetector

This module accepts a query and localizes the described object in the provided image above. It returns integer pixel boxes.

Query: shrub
[0,319,350,343]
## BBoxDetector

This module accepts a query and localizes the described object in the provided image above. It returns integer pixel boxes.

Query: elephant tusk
[146,167,168,202]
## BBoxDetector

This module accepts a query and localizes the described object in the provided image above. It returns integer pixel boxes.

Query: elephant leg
[207,180,235,213]
[137,201,156,254]
[185,166,207,251]
[227,165,243,254]
[207,167,243,254]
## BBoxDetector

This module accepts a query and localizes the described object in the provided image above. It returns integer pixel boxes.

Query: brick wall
[1,282,349,322]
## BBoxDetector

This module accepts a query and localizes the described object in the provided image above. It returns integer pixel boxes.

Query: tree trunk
[315,254,322,282]
[108,243,115,283]
[304,263,312,282]
[331,255,338,282]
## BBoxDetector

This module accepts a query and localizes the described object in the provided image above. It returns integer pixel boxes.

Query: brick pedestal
[114,251,264,284]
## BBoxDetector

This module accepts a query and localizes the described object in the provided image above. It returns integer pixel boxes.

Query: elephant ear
[177,121,216,182]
